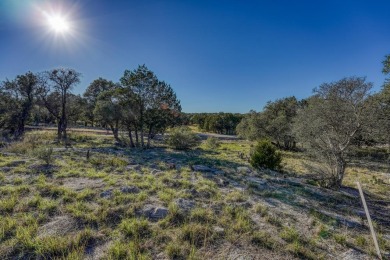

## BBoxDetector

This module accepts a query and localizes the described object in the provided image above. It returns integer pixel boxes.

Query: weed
[34,147,54,165]
[181,223,212,247]
[251,231,277,249]
[333,233,347,246]
[280,226,299,243]
[119,218,151,239]
[253,203,268,217]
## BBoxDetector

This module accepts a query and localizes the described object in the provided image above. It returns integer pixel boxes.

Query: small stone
[174,198,195,212]
[237,166,251,174]
[151,169,162,175]
[120,186,140,194]
[100,189,113,198]
[246,177,267,185]
[217,178,229,187]
[126,164,141,171]
[141,205,169,221]
[213,226,225,234]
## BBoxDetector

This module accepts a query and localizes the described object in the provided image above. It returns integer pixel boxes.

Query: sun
[47,14,70,33]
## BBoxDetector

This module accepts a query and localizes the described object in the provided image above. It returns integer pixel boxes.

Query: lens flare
[47,14,69,33]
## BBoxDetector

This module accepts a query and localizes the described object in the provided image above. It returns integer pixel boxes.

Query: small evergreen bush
[204,137,220,150]
[165,126,200,150]
[34,147,54,165]
[250,140,282,170]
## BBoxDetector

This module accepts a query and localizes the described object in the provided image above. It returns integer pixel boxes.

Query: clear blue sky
[1,0,389,113]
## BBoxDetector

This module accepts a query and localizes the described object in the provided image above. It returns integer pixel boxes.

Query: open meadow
[0,130,389,259]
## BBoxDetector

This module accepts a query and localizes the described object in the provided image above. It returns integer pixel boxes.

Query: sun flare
[47,14,70,33]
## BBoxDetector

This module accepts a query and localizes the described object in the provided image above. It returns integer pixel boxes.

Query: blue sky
[1,0,389,113]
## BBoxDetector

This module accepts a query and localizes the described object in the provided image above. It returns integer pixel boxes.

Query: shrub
[34,147,54,165]
[165,127,200,150]
[250,140,282,170]
[204,137,220,150]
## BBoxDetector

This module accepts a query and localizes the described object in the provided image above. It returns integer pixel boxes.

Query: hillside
[0,131,389,259]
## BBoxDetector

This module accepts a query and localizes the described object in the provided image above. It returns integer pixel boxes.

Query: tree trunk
[57,119,62,141]
[333,154,346,189]
[110,124,120,143]
[141,128,144,147]
[134,126,139,147]
[146,125,153,148]
[128,128,135,147]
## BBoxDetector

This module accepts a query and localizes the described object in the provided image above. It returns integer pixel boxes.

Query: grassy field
[0,131,389,259]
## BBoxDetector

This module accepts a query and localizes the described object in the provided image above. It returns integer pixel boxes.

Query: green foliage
[119,218,151,239]
[189,112,243,135]
[204,137,220,150]
[294,77,373,189]
[333,233,347,246]
[181,223,212,247]
[0,72,39,138]
[251,231,276,249]
[165,126,200,150]
[34,147,54,165]
[236,97,300,150]
[280,226,299,242]
[250,139,282,170]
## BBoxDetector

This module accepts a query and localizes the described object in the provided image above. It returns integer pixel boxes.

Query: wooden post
[356,181,382,260]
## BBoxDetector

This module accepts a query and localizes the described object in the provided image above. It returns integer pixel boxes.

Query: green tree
[294,77,372,189]
[237,97,300,149]
[40,68,81,142]
[120,65,181,148]
[94,89,123,143]
[83,78,116,126]
[0,72,39,138]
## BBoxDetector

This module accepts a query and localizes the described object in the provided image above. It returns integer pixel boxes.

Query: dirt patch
[208,243,295,260]
[61,177,105,191]
[85,241,112,260]
[37,215,77,238]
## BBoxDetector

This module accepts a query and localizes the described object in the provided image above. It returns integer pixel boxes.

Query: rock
[141,205,169,221]
[237,166,251,174]
[217,178,229,187]
[151,169,163,175]
[214,170,225,175]
[100,189,113,198]
[192,165,215,172]
[126,164,141,171]
[213,226,225,234]
[120,186,140,194]
[246,177,267,185]
[174,198,195,212]
[339,249,369,260]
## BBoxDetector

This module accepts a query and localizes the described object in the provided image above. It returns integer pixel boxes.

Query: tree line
[237,54,390,189]
[187,113,243,135]
[0,65,181,148]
